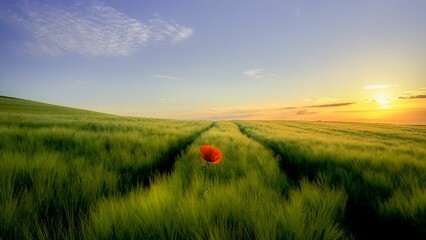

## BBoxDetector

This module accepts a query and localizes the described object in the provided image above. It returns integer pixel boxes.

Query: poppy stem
[202,161,208,190]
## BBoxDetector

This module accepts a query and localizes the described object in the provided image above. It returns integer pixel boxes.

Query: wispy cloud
[243,69,263,78]
[160,98,177,104]
[307,102,355,108]
[153,74,185,81]
[397,88,426,100]
[280,101,355,110]
[198,100,356,120]
[399,95,426,99]
[363,85,398,90]
[1,1,193,57]
[296,109,316,115]
[243,68,277,80]
[72,80,86,85]
[149,13,193,43]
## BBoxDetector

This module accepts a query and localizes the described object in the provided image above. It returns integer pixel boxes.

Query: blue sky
[0,0,425,122]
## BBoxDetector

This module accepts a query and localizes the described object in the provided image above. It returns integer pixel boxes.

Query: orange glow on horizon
[281,98,426,124]
[188,98,426,125]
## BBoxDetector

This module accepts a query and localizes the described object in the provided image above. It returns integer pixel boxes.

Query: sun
[375,93,391,107]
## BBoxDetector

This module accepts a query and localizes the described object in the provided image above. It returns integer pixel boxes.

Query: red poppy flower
[200,145,222,164]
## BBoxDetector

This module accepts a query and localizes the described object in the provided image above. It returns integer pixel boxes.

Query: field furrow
[236,120,426,239]
[85,122,350,239]
[0,106,212,239]
[117,121,215,192]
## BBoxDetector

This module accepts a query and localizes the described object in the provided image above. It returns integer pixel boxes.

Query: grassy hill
[0,96,212,239]
[0,96,104,116]
[0,96,425,239]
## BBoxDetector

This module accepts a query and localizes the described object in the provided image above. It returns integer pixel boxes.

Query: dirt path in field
[235,123,303,185]
[118,122,216,192]
[235,122,425,240]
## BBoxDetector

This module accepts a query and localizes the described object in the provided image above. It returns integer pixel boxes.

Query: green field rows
[237,121,426,239]
[0,97,211,239]
[86,122,347,239]
[1,96,425,239]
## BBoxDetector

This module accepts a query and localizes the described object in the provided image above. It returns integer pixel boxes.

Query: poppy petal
[200,145,222,164]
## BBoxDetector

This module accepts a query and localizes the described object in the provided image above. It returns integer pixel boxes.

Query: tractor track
[235,122,424,240]
[117,122,216,193]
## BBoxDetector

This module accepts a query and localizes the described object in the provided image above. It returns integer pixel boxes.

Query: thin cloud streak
[296,109,316,115]
[243,68,277,81]
[397,88,426,100]
[160,98,177,104]
[280,102,355,110]
[198,101,357,120]
[1,1,193,57]
[149,13,194,43]
[307,102,355,108]
[243,69,263,77]
[399,95,426,99]
[72,80,86,85]
[152,74,186,81]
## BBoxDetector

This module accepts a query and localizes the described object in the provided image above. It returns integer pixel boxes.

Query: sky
[0,0,425,124]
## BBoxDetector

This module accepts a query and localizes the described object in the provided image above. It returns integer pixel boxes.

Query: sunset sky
[0,0,425,124]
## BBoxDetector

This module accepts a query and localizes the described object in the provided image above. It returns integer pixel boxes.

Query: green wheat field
[0,95,425,239]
